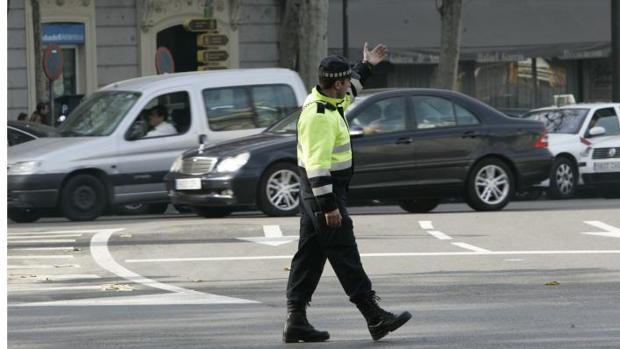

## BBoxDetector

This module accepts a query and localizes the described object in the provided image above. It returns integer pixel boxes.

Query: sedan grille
[181,157,217,175]
[592,147,620,159]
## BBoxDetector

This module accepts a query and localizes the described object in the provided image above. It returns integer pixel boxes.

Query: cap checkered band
[319,69,352,78]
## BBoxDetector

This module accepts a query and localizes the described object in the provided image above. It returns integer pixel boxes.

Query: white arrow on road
[582,221,620,239]
[237,225,298,246]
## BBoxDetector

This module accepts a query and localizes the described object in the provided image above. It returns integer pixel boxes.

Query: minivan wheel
[257,162,300,217]
[466,158,514,211]
[60,174,107,221]
[191,206,232,218]
[548,157,577,199]
[8,208,41,223]
[398,198,440,213]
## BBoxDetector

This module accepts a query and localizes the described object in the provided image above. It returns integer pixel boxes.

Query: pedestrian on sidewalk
[27,102,50,125]
[283,42,412,343]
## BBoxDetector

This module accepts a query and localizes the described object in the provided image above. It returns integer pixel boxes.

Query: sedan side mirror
[349,126,365,138]
[588,126,606,137]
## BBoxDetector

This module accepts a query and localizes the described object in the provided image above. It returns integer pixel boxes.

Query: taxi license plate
[175,178,201,190]
[593,161,620,173]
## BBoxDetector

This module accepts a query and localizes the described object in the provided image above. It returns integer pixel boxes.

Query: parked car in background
[522,103,620,198]
[8,69,307,223]
[165,89,552,218]
[581,135,620,197]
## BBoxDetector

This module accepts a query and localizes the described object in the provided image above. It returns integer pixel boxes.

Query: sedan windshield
[57,91,140,137]
[523,108,588,134]
[265,96,367,134]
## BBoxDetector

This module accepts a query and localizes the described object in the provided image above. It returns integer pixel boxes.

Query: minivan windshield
[57,91,140,137]
[523,108,589,134]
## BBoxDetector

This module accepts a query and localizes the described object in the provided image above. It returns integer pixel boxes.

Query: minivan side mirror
[588,126,606,137]
[349,126,364,138]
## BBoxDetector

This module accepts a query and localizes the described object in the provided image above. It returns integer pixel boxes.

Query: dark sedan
[8,120,59,146]
[164,89,552,217]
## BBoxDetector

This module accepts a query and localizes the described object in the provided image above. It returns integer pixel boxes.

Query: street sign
[197,64,228,71]
[155,47,175,74]
[43,45,64,81]
[184,18,217,32]
[197,50,229,63]
[197,34,229,47]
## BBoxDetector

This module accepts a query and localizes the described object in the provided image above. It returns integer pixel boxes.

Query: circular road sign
[43,45,64,81]
[155,47,175,74]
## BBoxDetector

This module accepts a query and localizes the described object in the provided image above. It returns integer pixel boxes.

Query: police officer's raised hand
[325,208,342,228]
[363,42,389,66]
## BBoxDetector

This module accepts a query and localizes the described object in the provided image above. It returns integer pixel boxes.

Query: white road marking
[8,234,82,239]
[26,274,102,281]
[582,221,620,238]
[451,242,491,253]
[8,239,77,244]
[426,230,453,240]
[8,264,80,269]
[237,225,298,246]
[9,285,103,293]
[88,228,257,304]
[125,249,620,263]
[8,255,74,259]
[419,221,434,230]
[504,258,525,262]
[10,247,75,251]
[10,229,116,235]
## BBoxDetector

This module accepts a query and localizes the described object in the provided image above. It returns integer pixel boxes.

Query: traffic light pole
[613,0,620,102]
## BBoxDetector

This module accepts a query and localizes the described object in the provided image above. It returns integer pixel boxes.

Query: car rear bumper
[8,174,65,208]
[512,151,553,189]
[164,171,259,208]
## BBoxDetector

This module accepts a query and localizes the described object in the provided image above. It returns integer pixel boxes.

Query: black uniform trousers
[286,173,373,305]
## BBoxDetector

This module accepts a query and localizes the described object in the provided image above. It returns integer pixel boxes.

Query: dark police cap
[319,55,358,79]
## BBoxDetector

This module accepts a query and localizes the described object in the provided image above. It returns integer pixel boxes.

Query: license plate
[593,161,620,173]
[175,178,201,190]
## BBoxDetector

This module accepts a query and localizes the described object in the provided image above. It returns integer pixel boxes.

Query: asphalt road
[7,199,620,348]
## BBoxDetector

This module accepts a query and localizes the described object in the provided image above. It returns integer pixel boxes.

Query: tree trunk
[436,0,463,90]
[298,0,328,90]
[278,0,301,70]
[31,0,45,105]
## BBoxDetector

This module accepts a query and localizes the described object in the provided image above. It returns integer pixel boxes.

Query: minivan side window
[127,91,191,140]
[588,108,620,136]
[412,96,479,129]
[349,97,408,135]
[202,84,298,131]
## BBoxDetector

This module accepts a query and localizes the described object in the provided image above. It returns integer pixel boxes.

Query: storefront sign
[42,23,85,45]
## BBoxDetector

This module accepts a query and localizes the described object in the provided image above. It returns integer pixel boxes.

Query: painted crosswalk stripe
[7,264,80,269]
[10,247,76,251]
[9,234,82,239]
[9,285,103,293]
[451,242,491,253]
[8,255,74,259]
[9,239,77,244]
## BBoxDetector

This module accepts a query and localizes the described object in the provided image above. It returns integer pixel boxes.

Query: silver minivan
[8,68,307,223]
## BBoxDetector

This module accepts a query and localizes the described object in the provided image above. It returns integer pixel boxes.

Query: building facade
[7,0,615,119]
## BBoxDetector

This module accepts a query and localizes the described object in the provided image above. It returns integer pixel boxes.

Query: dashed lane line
[582,221,620,239]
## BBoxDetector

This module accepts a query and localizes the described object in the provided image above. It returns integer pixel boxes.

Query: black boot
[282,301,330,343]
[355,293,411,341]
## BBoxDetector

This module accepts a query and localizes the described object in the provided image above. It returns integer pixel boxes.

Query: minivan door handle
[395,137,413,145]
[461,130,480,138]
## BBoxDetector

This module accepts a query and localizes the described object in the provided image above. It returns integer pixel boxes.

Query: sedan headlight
[170,155,183,172]
[215,153,250,173]
[8,161,42,175]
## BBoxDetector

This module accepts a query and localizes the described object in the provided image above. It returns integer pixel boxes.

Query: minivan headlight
[8,161,42,175]
[215,153,250,172]
[170,155,183,172]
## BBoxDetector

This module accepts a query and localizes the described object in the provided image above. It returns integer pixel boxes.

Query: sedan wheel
[8,208,41,223]
[258,162,300,216]
[398,198,440,213]
[548,157,577,199]
[466,159,514,211]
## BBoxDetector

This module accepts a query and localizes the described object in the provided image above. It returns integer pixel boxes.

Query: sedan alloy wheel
[466,158,514,211]
[258,162,300,216]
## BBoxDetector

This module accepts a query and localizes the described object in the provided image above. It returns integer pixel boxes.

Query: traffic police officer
[283,43,412,343]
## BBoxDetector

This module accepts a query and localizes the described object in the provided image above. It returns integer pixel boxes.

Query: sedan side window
[350,97,408,135]
[412,96,457,129]
[455,104,480,126]
[588,108,620,136]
